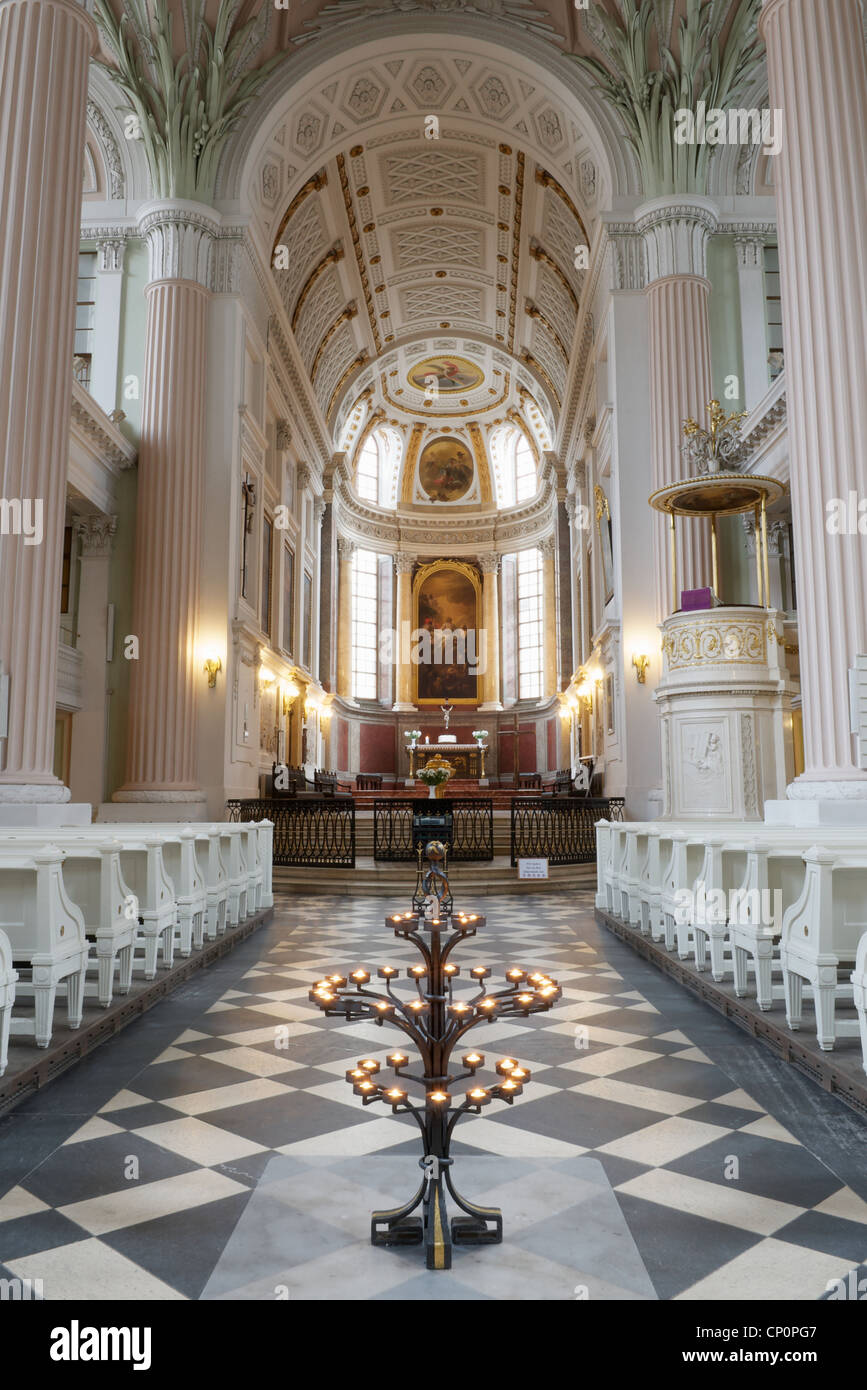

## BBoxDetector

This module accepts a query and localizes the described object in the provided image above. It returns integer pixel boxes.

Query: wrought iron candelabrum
[309,875,561,1270]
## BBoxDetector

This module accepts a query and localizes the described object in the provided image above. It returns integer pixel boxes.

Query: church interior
[0,0,866,1318]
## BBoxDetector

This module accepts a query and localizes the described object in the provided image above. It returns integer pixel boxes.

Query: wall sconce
[259,667,276,691]
[282,679,300,715]
[203,657,222,689]
[632,653,650,685]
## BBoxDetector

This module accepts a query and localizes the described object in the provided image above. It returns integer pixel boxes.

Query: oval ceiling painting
[419,436,475,503]
[407,355,485,395]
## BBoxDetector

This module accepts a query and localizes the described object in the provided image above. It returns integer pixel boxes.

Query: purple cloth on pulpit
[681,588,714,612]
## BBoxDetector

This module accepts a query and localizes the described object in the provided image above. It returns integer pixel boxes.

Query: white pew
[852,931,867,1076]
[0,835,141,1006]
[220,827,250,926]
[0,929,17,1076]
[0,830,176,980]
[780,848,867,1051]
[195,827,229,939]
[0,848,90,1047]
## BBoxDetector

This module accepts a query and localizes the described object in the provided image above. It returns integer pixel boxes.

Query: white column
[761,0,867,805]
[637,197,718,619]
[313,496,325,680]
[114,201,219,809]
[735,236,770,412]
[68,515,116,808]
[336,536,355,699]
[393,552,416,711]
[90,238,125,418]
[296,464,310,672]
[0,0,97,809]
[478,554,502,711]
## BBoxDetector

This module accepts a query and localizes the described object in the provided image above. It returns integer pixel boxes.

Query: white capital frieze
[477,554,500,575]
[137,200,221,288]
[75,514,118,558]
[636,196,720,284]
[394,553,415,574]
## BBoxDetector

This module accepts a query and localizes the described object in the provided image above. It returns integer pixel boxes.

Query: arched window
[515,436,536,502]
[490,424,538,507]
[354,427,402,506]
[356,437,379,503]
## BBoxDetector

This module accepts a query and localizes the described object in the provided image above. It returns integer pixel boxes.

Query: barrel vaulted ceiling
[256,42,601,455]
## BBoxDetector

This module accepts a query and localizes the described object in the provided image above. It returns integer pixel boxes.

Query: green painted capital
[573,0,765,199]
[93,0,284,202]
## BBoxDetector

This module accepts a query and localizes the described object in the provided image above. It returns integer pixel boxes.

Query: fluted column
[541,536,558,698]
[115,201,219,804]
[0,0,97,804]
[761,0,867,799]
[735,236,770,411]
[478,555,502,711]
[393,552,416,711]
[638,197,718,620]
[336,537,355,699]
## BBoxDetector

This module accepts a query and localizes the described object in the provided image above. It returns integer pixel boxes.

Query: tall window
[516,548,543,700]
[261,514,273,636]
[282,544,294,655]
[764,245,783,378]
[351,548,379,699]
[74,251,97,390]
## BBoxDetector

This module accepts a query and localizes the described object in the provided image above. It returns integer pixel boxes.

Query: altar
[407,743,487,780]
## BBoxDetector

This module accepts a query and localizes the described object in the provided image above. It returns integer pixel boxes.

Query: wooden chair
[314,768,353,795]
[356,774,383,791]
[518,773,542,791]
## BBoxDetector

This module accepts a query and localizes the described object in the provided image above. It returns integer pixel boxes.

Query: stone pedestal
[655,607,795,820]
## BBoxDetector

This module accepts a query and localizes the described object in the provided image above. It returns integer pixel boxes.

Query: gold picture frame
[412,559,481,705]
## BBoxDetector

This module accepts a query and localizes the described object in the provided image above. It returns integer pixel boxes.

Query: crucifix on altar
[440,697,453,731]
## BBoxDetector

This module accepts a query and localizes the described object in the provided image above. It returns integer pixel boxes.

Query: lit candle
[378,966,398,978]
[496,1058,518,1074]
[449,1001,470,1017]
[351,969,370,984]
[409,965,426,977]
[517,993,534,1005]
[346,1068,367,1081]
[389,1051,408,1068]
[510,1067,530,1082]
[329,974,346,986]
[407,999,428,1012]
[499,1079,519,1094]
[506,968,525,982]
[443,963,459,976]
[386,1088,407,1105]
[374,1000,394,1013]
[467,1087,489,1103]
[427,1090,450,1104]
[478,997,497,1012]
[462,1052,484,1069]
[355,1079,377,1094]
[471,966,489,979]
[359,1059,379,1072]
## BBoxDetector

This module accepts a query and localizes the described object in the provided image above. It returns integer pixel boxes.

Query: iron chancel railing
[510,797,625,866]
[374,799,494,862]
[227,798,355,867]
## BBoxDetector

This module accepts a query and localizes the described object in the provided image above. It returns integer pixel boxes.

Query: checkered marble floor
[0,892,865,1300]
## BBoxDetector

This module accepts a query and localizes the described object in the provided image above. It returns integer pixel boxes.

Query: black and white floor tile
[0,893,865,1300]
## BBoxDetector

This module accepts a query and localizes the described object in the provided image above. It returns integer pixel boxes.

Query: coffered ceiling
[261,45,599,443]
